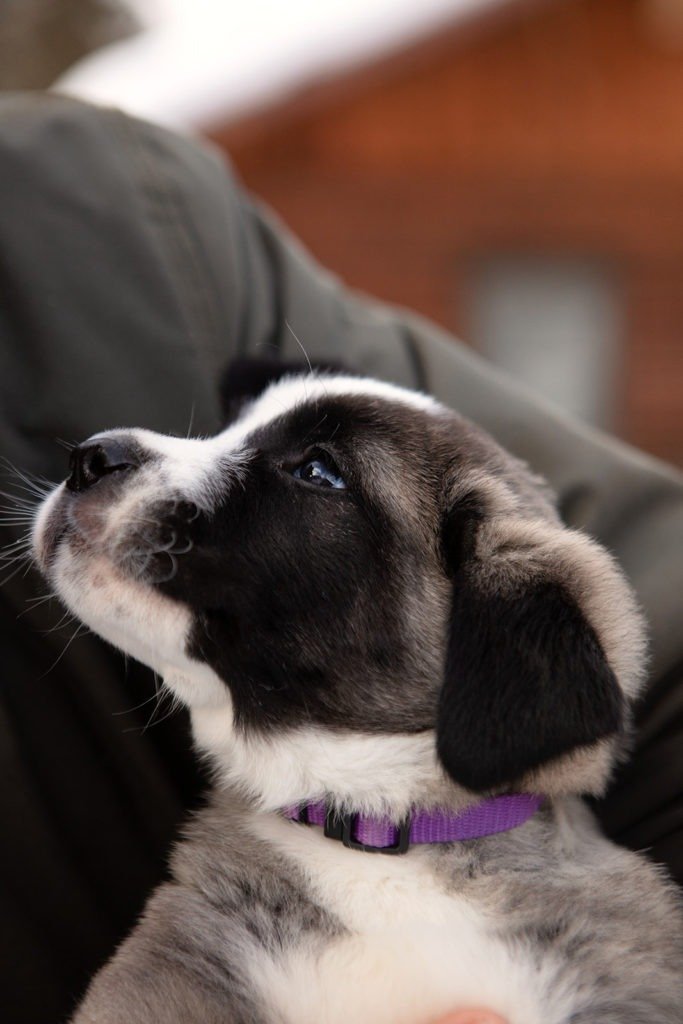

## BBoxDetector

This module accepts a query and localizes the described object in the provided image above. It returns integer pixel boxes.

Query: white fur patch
[47,542,229,708]
[191,707,464,816]
[226,375,441,448]
[92,427,251,512]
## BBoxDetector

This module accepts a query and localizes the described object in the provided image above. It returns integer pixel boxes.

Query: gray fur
[73,791,683,1023]
[74,792,342,1023]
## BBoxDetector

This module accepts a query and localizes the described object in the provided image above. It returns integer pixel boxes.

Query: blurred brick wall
[210,0,683,463]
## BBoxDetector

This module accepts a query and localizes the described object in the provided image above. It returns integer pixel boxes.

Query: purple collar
[283,794,544,855]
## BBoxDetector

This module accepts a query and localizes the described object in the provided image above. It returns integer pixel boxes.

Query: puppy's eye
[292,454,346,490]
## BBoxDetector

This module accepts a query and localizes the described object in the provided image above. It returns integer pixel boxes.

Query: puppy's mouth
[33,477,199,588]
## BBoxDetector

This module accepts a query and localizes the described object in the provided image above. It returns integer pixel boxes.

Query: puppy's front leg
[71,885,273,1024]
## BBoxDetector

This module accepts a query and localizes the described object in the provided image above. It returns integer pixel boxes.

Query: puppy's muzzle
[67,436,140,494]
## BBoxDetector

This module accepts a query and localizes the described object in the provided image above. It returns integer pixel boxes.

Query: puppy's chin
[33,505,230,711]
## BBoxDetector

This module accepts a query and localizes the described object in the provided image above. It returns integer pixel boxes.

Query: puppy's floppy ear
[219,356,347,425]
[436,491,645,793]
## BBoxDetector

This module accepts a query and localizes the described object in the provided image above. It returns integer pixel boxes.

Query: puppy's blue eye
[292,456,346,490]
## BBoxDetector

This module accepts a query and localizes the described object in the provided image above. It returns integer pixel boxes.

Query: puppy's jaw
[47,541,229,708]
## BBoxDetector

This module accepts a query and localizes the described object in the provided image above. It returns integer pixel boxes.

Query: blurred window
[468,256,622,429]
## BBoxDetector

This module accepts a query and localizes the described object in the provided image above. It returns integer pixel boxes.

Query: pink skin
[432,1013,507,1024]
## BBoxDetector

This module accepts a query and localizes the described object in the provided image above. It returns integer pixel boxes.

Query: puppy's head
[32,366,646,814]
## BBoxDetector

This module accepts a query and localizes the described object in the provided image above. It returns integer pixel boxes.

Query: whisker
[0,480,50,501]
[0,466,54,501]
[112,689,161,716]
[0,456,54,485]
[0,489,41,509]
[39,622,90,678]
[1,525,33,538]
[40,608,78,635]
[124,674,168,733]
[0,534,32,553]
[141,699,180,732]
[17,592,58,619]
[0,550,33,566]
[140,687,181,734]
[0,532,32,548]
[25,591,58,604]
[285,320,313,376]
[0,506,37,516]
[0,552,34,587]
[0,498,38,510]
[186,401,196,440]
[0,538,33,559]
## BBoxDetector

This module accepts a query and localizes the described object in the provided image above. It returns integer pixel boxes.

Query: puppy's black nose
[67,437,140,493]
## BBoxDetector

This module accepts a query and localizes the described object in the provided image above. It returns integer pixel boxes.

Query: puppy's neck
[191,698,618,820]
[190,704,470,819]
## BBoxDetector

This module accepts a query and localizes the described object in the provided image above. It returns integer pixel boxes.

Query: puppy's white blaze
[84,375,421,516]
[108,428,252,510]
[220,373,442,448]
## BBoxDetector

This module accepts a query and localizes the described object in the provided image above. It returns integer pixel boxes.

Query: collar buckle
[324,807,410,855]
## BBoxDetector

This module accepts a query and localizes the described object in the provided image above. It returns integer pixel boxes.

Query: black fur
[141,379,629,785]
[157,394,439,733]
[436,564,625,791]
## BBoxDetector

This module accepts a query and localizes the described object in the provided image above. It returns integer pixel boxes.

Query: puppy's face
[32,372,645,812]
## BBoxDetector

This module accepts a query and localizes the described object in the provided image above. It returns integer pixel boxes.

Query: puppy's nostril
[66,438,140,493]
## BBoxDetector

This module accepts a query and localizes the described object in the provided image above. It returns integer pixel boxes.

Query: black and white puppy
[32,365,682,1023]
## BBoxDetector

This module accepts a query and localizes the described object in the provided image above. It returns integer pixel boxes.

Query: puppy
[32,366,683,1023]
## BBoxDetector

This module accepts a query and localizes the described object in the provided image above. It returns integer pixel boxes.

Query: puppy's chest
[246,820,573,1024]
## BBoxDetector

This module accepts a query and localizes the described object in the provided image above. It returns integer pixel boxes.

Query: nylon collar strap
[283,794,544,855]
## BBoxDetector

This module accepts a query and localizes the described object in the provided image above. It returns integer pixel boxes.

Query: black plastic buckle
[324,808,410,855]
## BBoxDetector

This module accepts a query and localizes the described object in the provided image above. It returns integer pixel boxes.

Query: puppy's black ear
[436,501,636,792]
[219,356,346,425]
